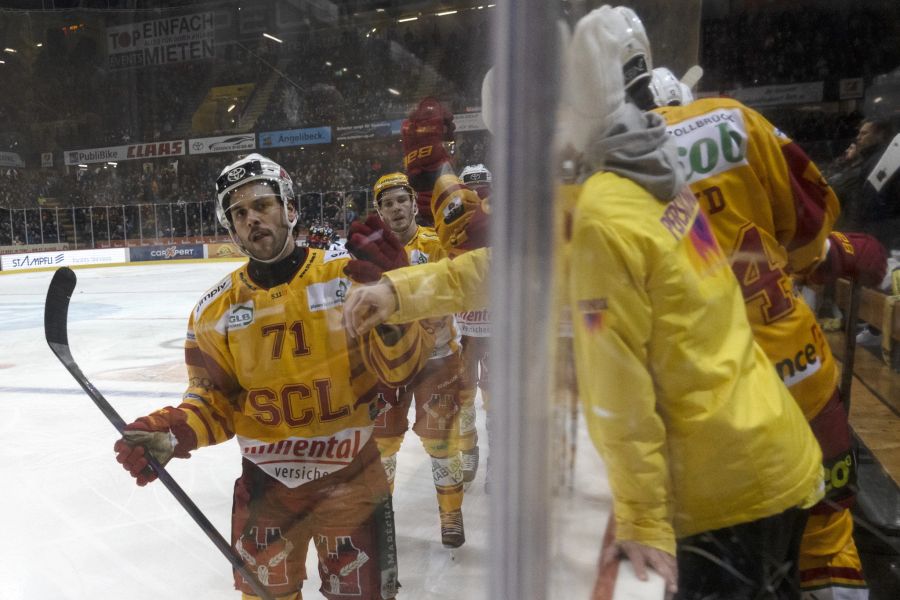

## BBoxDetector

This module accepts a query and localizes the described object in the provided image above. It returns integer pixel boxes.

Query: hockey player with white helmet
[113,152,440,600]
[647,67,693,108]
[603,6,885,598]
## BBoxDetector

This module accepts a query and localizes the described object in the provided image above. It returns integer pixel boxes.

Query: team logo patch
[409,249,429,264]
[442,196,465,224]
[578,298,608,333]
[226,166,246,182]
[228,302,255,329]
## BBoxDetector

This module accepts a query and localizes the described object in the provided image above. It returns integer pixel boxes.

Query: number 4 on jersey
[731,224,795,324]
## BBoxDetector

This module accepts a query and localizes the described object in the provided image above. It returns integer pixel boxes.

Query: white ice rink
[0,262,662,599]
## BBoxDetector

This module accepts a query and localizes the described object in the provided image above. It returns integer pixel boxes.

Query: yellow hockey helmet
[373,172,416,205]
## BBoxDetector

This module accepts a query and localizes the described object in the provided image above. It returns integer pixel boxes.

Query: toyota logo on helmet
[227,167,246,182]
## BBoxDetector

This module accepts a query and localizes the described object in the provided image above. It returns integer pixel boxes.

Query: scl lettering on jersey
[307,277,351,312]
[666,108,749,185]
[194,275,232,320]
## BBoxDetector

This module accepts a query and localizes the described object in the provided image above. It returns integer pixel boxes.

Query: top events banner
[107,12,215,70]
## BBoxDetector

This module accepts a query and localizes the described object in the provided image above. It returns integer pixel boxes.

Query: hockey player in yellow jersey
[358,172,472,548]
[599,5,887,597]
[113,154,436,600]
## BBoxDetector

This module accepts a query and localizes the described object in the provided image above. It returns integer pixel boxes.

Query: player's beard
[245,225,289,262]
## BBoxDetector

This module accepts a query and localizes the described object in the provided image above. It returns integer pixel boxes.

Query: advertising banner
[41,152,53,168]
[0,152,25,168]
[1,248,128,271]
[0,243,69,256]
[65,140,185,166]
[189,134,256,155]
[206,242,243,259]
[107,12,215,70]
[129,243,204,262]
[335,121,395,141]
[258,127,332,149]
[453,112,487,132]
[726,82,824,107]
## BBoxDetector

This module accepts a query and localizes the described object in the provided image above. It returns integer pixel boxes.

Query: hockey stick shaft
[840,277,861,412]
[44,267,274,600]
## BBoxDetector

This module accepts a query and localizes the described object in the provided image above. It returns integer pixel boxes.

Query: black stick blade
[45,267,77,349]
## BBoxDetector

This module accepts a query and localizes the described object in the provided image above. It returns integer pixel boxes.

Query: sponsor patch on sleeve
[307,277,351,312]
[194,275,232,320]
[577,298,608,333]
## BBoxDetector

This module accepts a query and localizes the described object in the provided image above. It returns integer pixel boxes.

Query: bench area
[827,278,900,600]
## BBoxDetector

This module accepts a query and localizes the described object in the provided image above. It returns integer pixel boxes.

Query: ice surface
[0,263,652,599]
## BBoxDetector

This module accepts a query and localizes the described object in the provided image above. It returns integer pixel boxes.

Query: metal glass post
[23,209,29,245]
[72,206,77,248]
[153,203,159,242]
[489,2,561,600]
[122,205,127,243]
[106,206,111,244]
[55,207,60,244]
[137,204,143,244]
[89,206,95,248]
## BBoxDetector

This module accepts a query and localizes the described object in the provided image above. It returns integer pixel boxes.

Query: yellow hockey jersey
[570,171,823,554]
[655,98,841,418]
[403,226,460,358]
[177,248,432,489]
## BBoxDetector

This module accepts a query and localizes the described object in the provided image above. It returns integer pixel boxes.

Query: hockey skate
[440,509,465,548]
[461,446,479,489]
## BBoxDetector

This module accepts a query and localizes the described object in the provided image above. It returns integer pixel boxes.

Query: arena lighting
[0,60,5,64]
[398,16,418,22]
[874,97,883,104]
[107,162,117,166]
[227,104,236,112]
[77,164,88,168]
[4,48,16,54]
[436,10,457,16]
[376,7,385,12]
[262,33,283,43]
[325,61,332,66]
[36,43,42,47]
[387,87,401,96]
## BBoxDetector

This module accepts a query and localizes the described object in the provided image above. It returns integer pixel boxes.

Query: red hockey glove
[401,97,455,176]
[809,232,887,287]
[344,214,410,283]
[113,407,197,486]
[433,174,491,256]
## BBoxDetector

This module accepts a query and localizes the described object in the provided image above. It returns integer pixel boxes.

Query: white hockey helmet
[460,164,492,186]
[214,153,299,262]
[648,67,694,107]
[215,153,297,230]
[611,6,652,92]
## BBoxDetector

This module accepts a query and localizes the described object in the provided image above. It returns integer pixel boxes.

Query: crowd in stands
[701,8,898,91]
[0,129,490,246]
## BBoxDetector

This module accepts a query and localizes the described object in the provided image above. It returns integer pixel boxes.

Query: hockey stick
[44,267,275,600]
[840,277,862,412]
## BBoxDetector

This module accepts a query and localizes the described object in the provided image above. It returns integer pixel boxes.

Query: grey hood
[582,102,685,202]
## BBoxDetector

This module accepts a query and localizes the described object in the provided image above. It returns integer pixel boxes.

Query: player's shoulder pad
[194,273,233,320]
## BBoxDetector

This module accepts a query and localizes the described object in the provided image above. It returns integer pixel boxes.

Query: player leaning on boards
[355,171,472,549]
[113,154,436,600]
[605,5,886,597]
